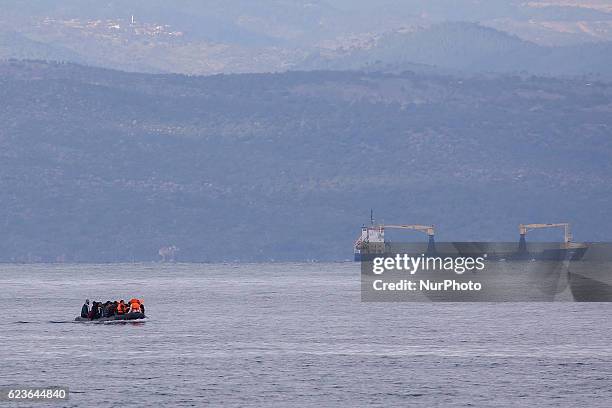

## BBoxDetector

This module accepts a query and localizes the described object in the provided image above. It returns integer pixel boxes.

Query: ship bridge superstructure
[354,213,435,260]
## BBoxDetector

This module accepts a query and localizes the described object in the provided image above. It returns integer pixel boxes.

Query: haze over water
[1,263,611,407]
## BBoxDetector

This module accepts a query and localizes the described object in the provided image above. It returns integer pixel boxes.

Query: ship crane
[382,225,436,253]
[354,223,436,260]
[381,224,435,237]
[519,223,572,244]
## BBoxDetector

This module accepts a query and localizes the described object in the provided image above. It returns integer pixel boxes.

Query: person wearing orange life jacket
[116,300,127,315]
[128,298,141,314]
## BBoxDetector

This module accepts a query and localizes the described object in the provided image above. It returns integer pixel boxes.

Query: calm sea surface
[1,263,611,407]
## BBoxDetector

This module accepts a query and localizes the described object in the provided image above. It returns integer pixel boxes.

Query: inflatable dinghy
[74,312,146,322]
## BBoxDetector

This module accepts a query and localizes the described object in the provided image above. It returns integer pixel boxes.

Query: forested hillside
[1,61,611,261]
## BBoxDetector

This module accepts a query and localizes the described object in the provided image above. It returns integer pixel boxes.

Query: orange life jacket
[117,303,125,314]
[130,301,141,313]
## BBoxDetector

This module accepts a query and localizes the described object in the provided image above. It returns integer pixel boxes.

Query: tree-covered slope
[1,61,611,261]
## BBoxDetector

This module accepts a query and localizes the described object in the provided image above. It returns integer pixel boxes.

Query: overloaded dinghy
[76,298,146,322]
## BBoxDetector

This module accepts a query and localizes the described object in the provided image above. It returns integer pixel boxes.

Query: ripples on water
[0,263,611,407]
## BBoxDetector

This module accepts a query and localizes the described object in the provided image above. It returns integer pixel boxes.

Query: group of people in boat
[80,298,144,320]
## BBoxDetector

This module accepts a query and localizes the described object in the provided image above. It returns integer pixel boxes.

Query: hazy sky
[2,0,609,22]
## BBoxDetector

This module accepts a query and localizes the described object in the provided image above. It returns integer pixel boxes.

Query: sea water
[1,263,611,407]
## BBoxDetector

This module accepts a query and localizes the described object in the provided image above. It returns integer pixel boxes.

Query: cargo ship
[356,217,612,301]
[354,218,586,262]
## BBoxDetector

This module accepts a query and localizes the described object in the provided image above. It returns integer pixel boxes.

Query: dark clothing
[81,304,89,318]
[140,304,145,315]
[90,303,101,320]
[102,304,110,317]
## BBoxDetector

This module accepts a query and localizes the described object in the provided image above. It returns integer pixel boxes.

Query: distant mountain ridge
[302,22,612,80]
[0,1,611,78]
[2,21,610,80]
[0,31,85,63]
